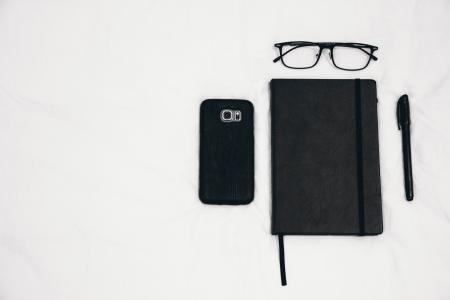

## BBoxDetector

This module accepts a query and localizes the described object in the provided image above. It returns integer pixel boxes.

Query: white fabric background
[0,0,449,299]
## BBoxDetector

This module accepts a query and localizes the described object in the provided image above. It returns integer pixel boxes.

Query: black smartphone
[199,99,254,204]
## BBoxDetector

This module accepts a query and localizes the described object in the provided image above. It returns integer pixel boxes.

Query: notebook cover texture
[271,79,383,235]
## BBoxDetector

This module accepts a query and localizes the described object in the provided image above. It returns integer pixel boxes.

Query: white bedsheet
[1,0,449,299]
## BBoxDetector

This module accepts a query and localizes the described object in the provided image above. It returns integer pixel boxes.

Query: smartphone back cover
[199,99,254,204]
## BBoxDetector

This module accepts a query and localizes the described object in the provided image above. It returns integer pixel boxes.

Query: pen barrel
[401,126,414,200]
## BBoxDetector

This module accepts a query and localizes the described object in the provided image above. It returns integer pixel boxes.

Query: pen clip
[396,100,401,130]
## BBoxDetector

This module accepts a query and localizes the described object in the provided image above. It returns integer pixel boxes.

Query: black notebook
[270,79,383,285]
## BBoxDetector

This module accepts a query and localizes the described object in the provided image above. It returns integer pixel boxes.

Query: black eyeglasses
[273,41,378,71]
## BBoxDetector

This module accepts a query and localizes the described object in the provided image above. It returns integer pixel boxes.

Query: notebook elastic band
[278,235,287,286]
[355,79,366,235]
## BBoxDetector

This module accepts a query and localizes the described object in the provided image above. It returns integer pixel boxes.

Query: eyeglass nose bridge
[317,43,335,59]
[317,47,333,60]
[320,43,335,49]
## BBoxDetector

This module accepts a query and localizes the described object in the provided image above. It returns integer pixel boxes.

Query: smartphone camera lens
[220,109,233,122]
[223,111,232,119]
[220,109,242,122]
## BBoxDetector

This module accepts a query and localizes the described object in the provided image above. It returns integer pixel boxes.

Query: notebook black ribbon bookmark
[278,235,287,286]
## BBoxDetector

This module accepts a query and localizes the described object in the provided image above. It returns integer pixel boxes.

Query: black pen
[397,95,414,201]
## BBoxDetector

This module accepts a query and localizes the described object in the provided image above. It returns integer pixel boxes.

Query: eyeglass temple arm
[361,48,378,61]
[273,45,303,63]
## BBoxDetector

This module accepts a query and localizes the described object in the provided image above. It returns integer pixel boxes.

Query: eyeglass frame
[273,41,378,71]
